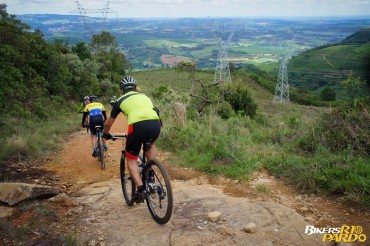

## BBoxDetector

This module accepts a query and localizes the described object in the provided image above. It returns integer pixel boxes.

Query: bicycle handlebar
[111,133,128,141]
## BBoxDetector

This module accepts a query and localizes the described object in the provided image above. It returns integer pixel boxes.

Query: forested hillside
[341,28,370,45]
[0,4,128,161]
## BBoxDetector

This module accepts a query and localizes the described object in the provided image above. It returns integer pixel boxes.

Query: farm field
[18,15,370,70]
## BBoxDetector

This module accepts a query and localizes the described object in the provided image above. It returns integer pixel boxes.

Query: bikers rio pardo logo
[305,225,367,243]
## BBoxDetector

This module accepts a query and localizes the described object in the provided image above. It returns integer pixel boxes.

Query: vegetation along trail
[35,112,368,245]
[1,5,369,245]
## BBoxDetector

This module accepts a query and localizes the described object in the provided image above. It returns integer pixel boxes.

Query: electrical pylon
[70,1,116,35]
[274,56,290,102]
[213,27,234,85]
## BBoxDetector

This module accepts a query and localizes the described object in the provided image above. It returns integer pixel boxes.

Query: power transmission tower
[274,56,290,102]
[214,27,234,85]
[70,1,116,36]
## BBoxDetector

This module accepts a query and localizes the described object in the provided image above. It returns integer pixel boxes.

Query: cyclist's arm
[103,103,121,134]
[102,111,107,121]
[103,117,115,134]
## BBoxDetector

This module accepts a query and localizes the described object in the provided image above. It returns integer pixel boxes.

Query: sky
[5,0,370,18]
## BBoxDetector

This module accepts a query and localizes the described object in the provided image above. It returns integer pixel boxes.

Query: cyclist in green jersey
[103,77,161,202]
[78,96,90,113]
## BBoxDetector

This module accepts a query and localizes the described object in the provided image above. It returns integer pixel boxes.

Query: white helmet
[120,76,137,92]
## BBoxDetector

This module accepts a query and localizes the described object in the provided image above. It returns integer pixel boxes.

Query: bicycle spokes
[145,160,173,224]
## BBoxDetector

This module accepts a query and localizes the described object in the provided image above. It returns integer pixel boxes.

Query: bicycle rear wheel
[97,134,105,170]
[145,159,173,224]
[120,153,136,206]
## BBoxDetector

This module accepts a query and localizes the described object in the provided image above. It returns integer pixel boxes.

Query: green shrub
[152,85,171,100]
[217,101,235,119]
[223,81,257,118]
[320,87,336,101]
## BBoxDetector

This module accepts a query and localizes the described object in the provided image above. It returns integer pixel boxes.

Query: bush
[217,102,235,119]
[152,85,171,100]
[223,81,257,118]
[320,87,336,101]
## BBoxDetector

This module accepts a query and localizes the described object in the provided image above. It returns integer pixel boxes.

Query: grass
[60,233,79,246]
[0,107,81,162]
[255,184,271,194]
[132,67,369,208]
[10,224,33,240]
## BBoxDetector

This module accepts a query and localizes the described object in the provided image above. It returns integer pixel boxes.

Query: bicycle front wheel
[120,153,136,206]
[145,159,173,224]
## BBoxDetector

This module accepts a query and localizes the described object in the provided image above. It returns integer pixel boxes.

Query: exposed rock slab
[75,179,325,245]
[0,182,59,206]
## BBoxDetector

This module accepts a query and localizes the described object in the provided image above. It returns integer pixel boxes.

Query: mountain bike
[109,133,173,224]
[95,125,105,170]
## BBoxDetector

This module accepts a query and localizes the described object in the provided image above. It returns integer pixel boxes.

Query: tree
[175,61,197,74]
[90,31,129,85]
[90,31,117,52]
[53,39,69,54]
[320,87,336,101]
[60,53,100,99]
[72,41,92,61]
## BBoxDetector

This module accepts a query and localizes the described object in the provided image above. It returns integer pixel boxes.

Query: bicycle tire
[120,152,136,206]
[145,159,173,224]
[97,133,105,170]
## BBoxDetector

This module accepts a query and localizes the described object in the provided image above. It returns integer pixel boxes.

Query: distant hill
[340,28,370,44]
[287,28,370,98]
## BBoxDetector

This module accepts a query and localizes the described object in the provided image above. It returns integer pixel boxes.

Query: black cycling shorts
[125,120,161,160]
[89,116,104,135]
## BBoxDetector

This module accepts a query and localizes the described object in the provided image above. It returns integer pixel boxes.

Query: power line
[214,28,234,85]
[274,56,290,103]
[70,1,117,36]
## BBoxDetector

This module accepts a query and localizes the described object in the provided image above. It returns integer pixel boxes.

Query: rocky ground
[0,114,369,245]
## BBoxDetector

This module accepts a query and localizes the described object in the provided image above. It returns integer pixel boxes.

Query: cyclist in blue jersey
[82,95,108,157]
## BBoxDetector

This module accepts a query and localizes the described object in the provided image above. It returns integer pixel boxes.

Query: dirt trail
[43,114,369,246]
[323,51,335,68]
